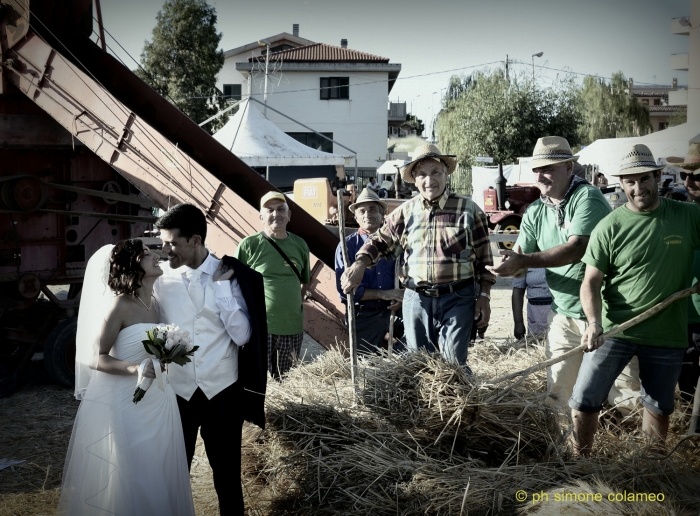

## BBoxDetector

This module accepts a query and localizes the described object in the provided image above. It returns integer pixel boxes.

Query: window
[658,122,668,131]
[286,132,333,153]
[320,77,349,100]
[641,99,649,105]
[223,84,242,101]
[653,98,661,106]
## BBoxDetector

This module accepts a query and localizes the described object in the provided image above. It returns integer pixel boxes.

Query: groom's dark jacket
[229,257,268,429]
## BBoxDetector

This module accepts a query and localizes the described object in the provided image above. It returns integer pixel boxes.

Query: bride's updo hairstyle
[109,239,145,297]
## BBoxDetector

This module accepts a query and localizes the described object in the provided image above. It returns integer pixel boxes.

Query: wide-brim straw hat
[666,142,700,172]
[400,144,457,183]
[529,136,579,169]
[611,144,664,177]
[348,187,388,214]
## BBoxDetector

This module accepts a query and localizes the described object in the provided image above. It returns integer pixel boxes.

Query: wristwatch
[479,292,491,301]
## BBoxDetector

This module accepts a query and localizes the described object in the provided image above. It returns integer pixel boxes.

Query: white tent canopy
[576,121,700,177]
[212,98,351,167]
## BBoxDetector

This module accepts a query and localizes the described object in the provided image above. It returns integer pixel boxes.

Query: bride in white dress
[58,241,195,516]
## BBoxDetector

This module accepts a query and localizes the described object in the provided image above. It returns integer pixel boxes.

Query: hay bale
[242,346,700,515]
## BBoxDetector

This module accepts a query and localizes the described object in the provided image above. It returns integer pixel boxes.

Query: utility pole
[505,54,509,80]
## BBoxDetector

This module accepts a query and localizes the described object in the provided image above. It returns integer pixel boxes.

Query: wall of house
[246,71,389,170]
[218,52,263,94]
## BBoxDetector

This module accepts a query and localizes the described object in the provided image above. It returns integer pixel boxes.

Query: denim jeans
[569,337,685,416]
[402,282,476,368]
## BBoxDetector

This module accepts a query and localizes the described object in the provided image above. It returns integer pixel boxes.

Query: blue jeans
[402,282,476,368]
[569,337,685,416]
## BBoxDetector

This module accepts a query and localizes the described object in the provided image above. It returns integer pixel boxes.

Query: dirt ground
[0,256,523,516]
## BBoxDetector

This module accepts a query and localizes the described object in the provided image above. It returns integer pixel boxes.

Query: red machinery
[482,165,539,250]
[0,0,348,394]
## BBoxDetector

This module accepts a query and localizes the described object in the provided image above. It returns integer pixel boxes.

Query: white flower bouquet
[133,325,199,404]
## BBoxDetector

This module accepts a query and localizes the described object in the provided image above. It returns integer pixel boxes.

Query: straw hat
[399,144,457,183]
[610,144,664,177]
[529,136,579,169]
[666,142,700,172]
[348,187,388,214]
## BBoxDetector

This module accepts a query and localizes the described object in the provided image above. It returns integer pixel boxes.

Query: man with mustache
[668,142,700,405]
[571,144,700,455]
[341,144,494,367]
[236,192,310,380]
[488,136,638,411]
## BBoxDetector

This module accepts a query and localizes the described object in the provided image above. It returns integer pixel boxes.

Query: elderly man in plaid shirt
[341,144,494,367]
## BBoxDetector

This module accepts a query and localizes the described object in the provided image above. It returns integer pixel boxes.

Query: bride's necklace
[135,294,154,311]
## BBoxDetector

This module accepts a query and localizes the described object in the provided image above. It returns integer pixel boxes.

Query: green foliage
[669,109,688,128]
[137,0,226,133]
[577,72,651,145]
[436,69,582,195]
[404,113,425,135]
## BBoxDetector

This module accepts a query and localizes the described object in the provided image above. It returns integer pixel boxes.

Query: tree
[137,0,226,133]
[435,69,582,193]
[577,72,651,145]
[404,113,425,135]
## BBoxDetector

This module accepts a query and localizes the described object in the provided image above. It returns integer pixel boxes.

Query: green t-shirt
[235,232,311,335]
[583,198,700,347]
[516,184,611,319]
[687,249,700,325]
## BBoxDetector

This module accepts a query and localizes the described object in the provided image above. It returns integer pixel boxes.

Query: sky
[99,0,691,137]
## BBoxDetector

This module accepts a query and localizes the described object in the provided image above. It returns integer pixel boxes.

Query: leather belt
[355,304,386,312]
[413,278,473,298]
[528,297,553,306]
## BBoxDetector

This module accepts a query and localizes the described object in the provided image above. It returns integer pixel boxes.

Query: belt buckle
[423,288,439,298]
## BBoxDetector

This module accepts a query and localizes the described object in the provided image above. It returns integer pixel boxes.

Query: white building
[217,24,313,102]
[217,28,401,176]
[670,1,699,122]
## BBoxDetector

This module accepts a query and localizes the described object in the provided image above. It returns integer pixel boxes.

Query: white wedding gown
[58,323,195,516]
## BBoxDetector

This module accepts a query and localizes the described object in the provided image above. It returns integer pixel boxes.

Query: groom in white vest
[154,204,267,516]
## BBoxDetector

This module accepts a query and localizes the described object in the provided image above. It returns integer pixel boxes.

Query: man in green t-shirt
[571,144,700,456]
[668,142,700,403]
[235,191,310,380]
[489,136,638,410]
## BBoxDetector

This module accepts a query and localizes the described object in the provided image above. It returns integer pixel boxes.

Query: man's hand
[341,258,370,294]
[474,296,491,328]
[214,261,235,282]
[514,321,526,340]
[581,323,605,352]
[486,250,528,277]
[380,289,404,312]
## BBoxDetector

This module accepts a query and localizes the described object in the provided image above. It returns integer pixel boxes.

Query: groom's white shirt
[155,252,251,400]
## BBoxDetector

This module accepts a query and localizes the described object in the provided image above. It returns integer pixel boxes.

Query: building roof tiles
[249,43,390,63]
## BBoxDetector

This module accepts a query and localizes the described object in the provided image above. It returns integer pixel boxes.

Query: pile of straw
[242,343,700,515]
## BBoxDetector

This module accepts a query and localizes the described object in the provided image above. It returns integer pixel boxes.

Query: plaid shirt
[357,189,495,288]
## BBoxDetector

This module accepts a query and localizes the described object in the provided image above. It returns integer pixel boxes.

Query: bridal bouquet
[133,325,199,404]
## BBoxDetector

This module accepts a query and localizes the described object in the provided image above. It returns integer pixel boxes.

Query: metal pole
[532,56,535,82]
[337,190,358,391]
[263,44,269,116]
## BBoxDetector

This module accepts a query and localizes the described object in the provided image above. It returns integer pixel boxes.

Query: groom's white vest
[157,260,238,401]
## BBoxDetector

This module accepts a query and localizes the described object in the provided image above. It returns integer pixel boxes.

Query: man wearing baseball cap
[571,144,700,456]
[235,191,310,379]
[335,188,404,354]
[668,141,700,405]
[487,136,638,413]
[341,144,494,367]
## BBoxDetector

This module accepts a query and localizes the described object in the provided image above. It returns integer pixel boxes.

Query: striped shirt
[357,189,495,288]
